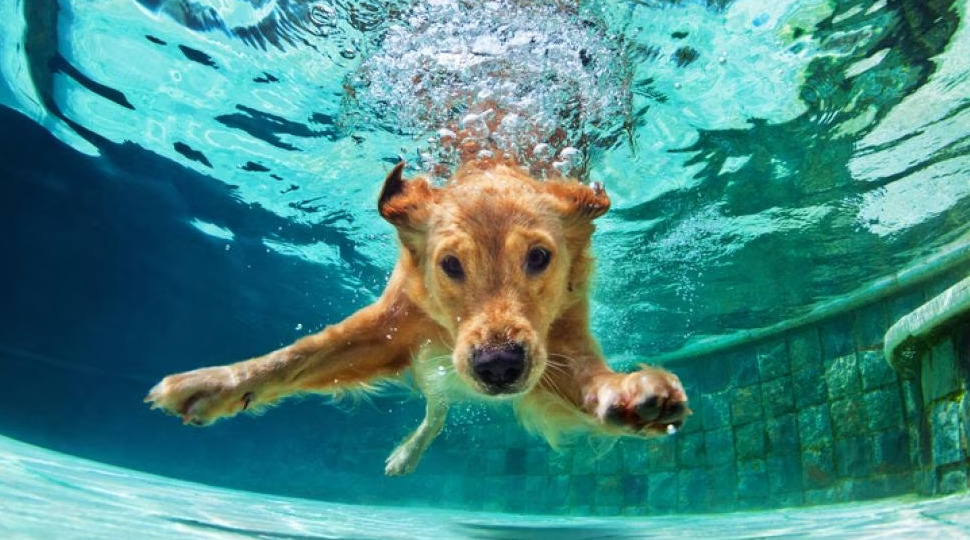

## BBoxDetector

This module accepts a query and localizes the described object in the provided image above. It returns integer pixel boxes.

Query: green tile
[835,436,872,478]
[802,447,836,489]
[792,362,828,408]
[798,404,833,451]
[646,437,677,472]
[677,432,706,467]
[595,475,624,508]
[568,475,595,507]
[922,339,961,401]
[737,459,769,503]
[858,349,898,391]
[830,399,868,439]
[677,468,718,512]
[735,422,767,461]
[622,474,648,506]
[789,327,822,372]
[825,353,862,399]
[731,385,764,426]
[701,391,732,429]
[705,428,735,466]
[863,387,904,432]
[620,439,649,472]
[767,454,802,494]
[766,413,800,455]
[758,339,790,381]
[647,472,677,513]
[763,376,795,417]
[872,429,912,473]
[932,400,963,466]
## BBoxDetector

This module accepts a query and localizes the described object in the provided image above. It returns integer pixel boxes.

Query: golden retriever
[146,161,689,475]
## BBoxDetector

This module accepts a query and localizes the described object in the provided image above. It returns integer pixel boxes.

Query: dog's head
[378,162,609,397]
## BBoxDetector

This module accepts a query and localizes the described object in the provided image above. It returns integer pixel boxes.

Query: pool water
[3,0,970,535]
[4,433,970,539]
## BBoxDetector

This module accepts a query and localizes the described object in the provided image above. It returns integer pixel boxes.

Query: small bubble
[533,143,554,160]
[295,323,303,331]
[224,244,231,251]
[559,146,582,163]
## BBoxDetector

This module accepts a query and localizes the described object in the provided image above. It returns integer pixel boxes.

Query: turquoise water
[2,0,970,534]
[4,433,970,539]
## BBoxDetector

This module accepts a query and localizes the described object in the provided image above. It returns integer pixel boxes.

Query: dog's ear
[378,162,435,226]
[547,180,611,221]
[378,162,435,251]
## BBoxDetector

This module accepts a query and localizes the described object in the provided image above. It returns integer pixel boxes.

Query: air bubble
[533,143,554,160]
[350,0,631,179]
[559,146,582,163]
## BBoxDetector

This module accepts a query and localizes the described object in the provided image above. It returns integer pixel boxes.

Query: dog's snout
[471,343,526,393]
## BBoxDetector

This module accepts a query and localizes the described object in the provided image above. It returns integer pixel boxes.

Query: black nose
[471,343,526,393]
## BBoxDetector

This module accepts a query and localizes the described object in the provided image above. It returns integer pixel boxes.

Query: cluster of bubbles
[346,0,632,180]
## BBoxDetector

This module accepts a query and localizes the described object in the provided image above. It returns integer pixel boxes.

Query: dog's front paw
[586,366,690,435]
[145,366,253,426]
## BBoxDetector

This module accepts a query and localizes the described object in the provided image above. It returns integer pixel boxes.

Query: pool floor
[2,435,969,539]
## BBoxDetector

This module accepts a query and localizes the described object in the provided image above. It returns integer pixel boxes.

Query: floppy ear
[378,162,435,252]
[378,162,436,227]
[547,180,611,221]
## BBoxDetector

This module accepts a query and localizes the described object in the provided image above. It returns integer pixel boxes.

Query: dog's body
[147,161,689,474]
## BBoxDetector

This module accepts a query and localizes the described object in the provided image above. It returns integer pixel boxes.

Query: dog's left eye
[525,247,551,274]
[440,255,465,280]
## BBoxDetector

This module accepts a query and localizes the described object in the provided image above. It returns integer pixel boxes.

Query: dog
[146,160,689,475]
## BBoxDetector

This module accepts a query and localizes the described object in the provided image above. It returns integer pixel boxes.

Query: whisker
[434,328,456,352]
[540,371,568,401]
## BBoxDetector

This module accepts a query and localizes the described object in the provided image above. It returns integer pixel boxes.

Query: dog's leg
[146,278,431,426]
[384,349,452,475]
[581,364,690,435]
[540,353,690,436]
[385,398,448,475]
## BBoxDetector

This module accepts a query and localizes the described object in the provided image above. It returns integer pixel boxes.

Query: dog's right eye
[440,255,465,280]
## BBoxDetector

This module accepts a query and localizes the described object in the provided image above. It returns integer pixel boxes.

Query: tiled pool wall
[373,263,970,516]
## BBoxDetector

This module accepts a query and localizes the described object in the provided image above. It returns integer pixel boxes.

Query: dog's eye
[440,255,465,280]
[525,247,551,274]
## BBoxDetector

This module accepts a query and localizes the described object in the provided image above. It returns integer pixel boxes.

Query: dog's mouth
[467,342,535,396]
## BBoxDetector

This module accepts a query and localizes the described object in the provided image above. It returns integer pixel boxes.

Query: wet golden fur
[146,161,689,475]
